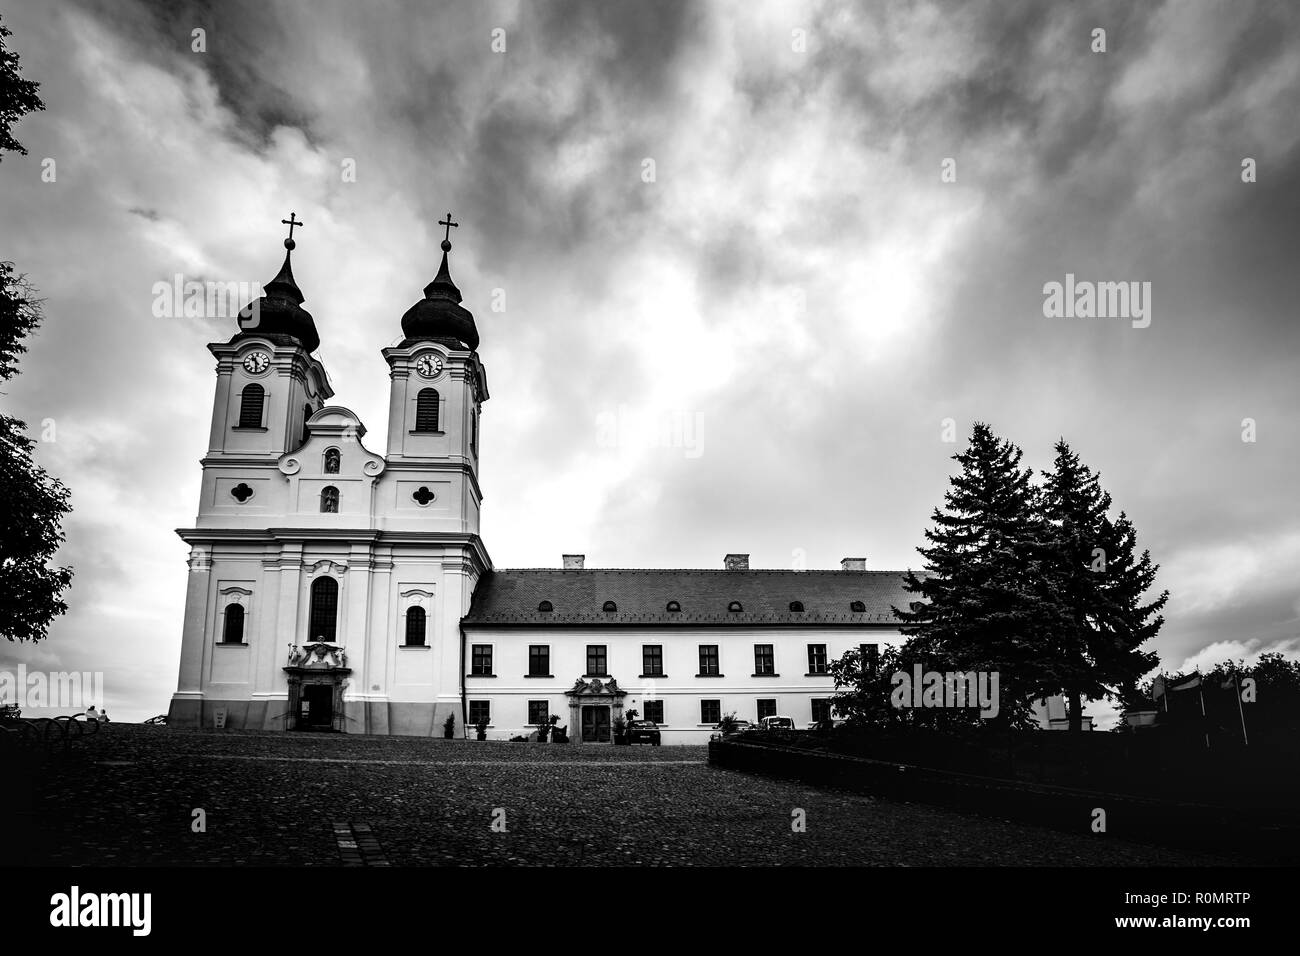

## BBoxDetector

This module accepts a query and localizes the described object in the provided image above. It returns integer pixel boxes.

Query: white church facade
[168,217,1041,743]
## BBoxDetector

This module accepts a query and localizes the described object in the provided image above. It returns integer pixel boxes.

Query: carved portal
[565,677,627,744]
[284,642,351,732]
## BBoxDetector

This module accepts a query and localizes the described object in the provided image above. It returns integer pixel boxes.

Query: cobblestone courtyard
[8,725,1250,866]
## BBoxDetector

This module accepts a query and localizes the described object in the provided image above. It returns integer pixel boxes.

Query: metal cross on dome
[438,212,459,243]
[281,212,304,243]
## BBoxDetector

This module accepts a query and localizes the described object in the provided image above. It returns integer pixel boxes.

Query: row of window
[539,600,870,614]
[467,698,835,726]
[221,585,433,646]
[471,643,832,678]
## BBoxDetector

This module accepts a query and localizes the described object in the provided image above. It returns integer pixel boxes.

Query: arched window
[470,410,478,454]
[415,388,439,432]
[222,604,245,643]
[309,577,338,643]
[850,600,866,613]
[404,606,426,647]
[321,486,339,513]
[238,384,264,427]
[302,404,313,444]
[324,448,341,474]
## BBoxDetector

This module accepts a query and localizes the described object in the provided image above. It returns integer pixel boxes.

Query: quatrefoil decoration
[412,486,435,506]
[230,483,254,503]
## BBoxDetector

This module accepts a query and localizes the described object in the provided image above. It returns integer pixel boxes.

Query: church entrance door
[301,684,334,731]
[581,705,611,743]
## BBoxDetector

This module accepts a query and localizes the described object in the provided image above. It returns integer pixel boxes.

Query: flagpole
[1234,671,1249,746]
[1198,682,1209,749]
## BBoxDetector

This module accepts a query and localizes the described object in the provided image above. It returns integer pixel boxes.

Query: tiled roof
[461,569,914,627]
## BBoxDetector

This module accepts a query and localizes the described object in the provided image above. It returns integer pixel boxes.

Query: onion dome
[233,217,320,353]
[400,227,479,351]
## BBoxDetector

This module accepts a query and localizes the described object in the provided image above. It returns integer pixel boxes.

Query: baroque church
[167,215,922,743]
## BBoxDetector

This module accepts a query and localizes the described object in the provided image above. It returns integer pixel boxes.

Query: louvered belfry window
[415,389,439,432]
[238,384,264,427]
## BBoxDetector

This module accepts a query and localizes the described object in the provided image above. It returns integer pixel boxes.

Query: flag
[1170,673,1202,691]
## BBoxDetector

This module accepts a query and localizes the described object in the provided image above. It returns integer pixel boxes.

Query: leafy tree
[1039,440,1165,729]
[892,423,1059,728]
[0,265,73,642]
[0,13,44,159]
[1151,654,1300,738]
[0,26,68,643]
[828,642,989,732]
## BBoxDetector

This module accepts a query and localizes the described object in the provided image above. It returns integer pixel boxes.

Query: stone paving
[6,724,1254,866]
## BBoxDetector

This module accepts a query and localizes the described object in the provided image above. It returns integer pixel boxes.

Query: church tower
[193,215,334,531]
[203,215,333,476]
[380,214,489,535]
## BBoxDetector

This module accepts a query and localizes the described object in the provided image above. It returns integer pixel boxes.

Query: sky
[1,0,1297,724]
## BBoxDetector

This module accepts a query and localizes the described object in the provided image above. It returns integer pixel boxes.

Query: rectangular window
[586,645,608,676]
[528,700,549,726]
[643,700,664,724]
[757,699,777,721]
[698,645,720,676]
[470,644,493,676]
[807,644,828,675]
[754,644,775,675]
[528,645,550,677]
[700,699,721,724]
[811,698,832,723]
[642,645,663,676]
[468,700,490,725]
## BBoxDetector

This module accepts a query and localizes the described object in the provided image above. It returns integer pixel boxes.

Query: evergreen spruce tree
[1040,440,1165,729]
[894,423,1061,728]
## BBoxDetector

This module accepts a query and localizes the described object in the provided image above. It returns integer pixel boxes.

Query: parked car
[806,717,847,730]
[715,718,754,735]
[626,719,661,745]
[758,715,797,731]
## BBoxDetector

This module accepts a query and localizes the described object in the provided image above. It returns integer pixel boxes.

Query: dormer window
[728,601,743,613]
[789,601,805,612]
[538,600,553,612]
[666,601,681,613]
[850,600,866,613]
[602,601,617,613]
[323,448,341,474]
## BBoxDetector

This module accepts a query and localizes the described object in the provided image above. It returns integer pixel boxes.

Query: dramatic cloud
[1,0,1296,721]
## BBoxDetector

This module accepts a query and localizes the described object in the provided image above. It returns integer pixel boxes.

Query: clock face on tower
[242,351,270,374]
[415,354,443,379]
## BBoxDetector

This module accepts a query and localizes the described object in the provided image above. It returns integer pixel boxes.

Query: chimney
[562,554,585,570]
[840,557,867,571]
[724,553,749,571]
